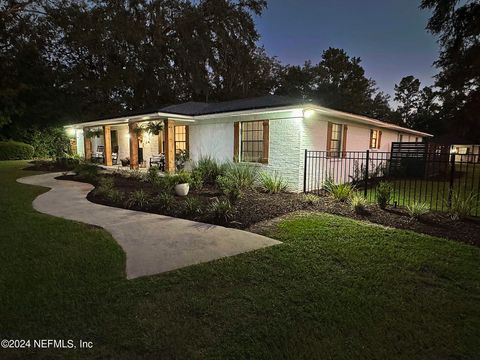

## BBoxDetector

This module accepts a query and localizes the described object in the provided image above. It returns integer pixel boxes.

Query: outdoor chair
[150,154,165,171]
[92,145,104,163]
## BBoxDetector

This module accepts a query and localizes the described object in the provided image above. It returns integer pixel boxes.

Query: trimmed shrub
[0,141,34,160]
[449,190,478,220]
[377,181,393,209]
[55,155,81,170]
[74,163,99,183]
[406,202,429,219]
[259,171,288,193]
[349,193,367,214]
[208,198,234,224]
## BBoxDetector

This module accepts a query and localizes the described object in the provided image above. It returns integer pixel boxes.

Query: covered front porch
[67,112,193,172]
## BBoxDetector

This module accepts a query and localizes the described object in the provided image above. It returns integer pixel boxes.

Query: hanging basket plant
[84,128,103,139]
[145,121,164,135]
[133,124,144,136]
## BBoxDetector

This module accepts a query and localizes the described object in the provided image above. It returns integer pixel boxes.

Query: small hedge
[0,141,35,160]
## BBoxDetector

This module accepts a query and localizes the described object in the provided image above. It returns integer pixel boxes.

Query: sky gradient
[254,0,439,103]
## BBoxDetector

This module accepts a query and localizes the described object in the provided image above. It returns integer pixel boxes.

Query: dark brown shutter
[261,120,269,164]
[233,122,239,162]
[342,125,348,158]
[326,122,333,157]
[377,130,382,149]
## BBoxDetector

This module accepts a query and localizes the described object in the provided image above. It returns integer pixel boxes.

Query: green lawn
[1,160,479,359]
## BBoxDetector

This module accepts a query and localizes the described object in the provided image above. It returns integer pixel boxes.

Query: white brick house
[65,95,432,192]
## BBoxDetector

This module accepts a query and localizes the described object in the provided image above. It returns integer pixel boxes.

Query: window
[329,123,343,158]
[370,130,379,149]
[239,120,267,163]
[174,126,187,154]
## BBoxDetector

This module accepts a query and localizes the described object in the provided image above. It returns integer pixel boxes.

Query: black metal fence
[303,149,480,217]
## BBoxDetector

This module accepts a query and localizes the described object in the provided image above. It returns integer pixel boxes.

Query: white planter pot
[174,183,190,196]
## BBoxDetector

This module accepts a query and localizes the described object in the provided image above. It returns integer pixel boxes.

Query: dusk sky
[254,0,439,104]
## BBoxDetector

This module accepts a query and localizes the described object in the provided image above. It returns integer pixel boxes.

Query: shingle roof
[159,95,306,115]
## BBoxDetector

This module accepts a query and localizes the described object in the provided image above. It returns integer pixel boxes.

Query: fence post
[303,149,308,193]
[364,150,369,197]
[447,152,456,208]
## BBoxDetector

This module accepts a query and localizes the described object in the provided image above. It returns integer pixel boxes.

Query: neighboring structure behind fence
[303,143,480,217]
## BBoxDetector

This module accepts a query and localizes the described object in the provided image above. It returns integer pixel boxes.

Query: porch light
[66,127,76,137]
[303,109,315,119]
[141,116,151,120]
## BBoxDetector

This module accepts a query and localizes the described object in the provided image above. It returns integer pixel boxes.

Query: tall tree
[421,0,480,141]
[394,75,422,126]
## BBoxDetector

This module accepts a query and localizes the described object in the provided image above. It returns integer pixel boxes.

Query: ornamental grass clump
[302,193,321,205]
[183,196,203,216]
[259,171,288,194]
[376,181,393,209]
[208,198,234,224]
[323,178,353,202]
[349,193,368,214]
[195,156,225,185]
[153,192,175,211]
[125,190,150,209]
[449,190,478,220]
[406,202,430,219]
[94,177,114,196]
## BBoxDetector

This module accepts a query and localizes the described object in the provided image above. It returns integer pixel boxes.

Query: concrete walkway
[17,173,280,279]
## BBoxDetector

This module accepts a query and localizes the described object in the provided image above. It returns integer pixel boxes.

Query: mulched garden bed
[55,172,480,247]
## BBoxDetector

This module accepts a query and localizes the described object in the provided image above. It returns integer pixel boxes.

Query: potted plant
[173,172,191,196]
[120,157,130,166]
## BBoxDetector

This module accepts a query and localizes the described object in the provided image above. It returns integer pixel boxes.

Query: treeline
[1,0,479,147]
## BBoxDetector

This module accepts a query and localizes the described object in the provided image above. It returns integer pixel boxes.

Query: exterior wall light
[303,109,315,119]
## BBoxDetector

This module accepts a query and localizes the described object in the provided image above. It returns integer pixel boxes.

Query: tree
[421,0,480,141]
[393,75,441,133]
[394,76,422,126]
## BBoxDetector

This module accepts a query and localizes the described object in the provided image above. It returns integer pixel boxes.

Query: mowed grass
[365,164,480,214]
[1,160,479,359]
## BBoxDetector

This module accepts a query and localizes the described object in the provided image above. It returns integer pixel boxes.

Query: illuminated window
[240,121,265,163]
[370,130,379,149]
[329,123,343,158]
[174,126,187,154]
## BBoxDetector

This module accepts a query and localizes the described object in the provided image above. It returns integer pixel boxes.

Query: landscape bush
[406,202,430,219]
[207,198,234,224]
[377,181,393,209]
[125,190,150,208]
[302,193,321,205]
[55,155,81,170]
[146,166,161,184]
[323,178,353,201]
[349,193,367,214]
[74,163,99,183]
[183,197,202,216]
[195,156,225,185]
[259,171,288,194]
[216,174,242,203]
[189,169,204,190]
[94,177,114,196]
[170,172,192,185]
[153,192,175,211]
[105,189,124,203]
[449,190,478,220]
[0,141,34,160]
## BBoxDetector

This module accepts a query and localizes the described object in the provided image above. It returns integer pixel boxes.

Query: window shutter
[377,130,382,149]
[326,122,332,156]
[342,125,348,158]
[261,120,269,164]
[233,122,239,162]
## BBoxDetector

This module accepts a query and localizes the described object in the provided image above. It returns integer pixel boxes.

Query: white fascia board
[193,105,305,120]
[308,105,433,137]
[64,112,194,128]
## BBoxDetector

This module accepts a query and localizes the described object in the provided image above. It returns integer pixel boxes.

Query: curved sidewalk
[17,173,280,279]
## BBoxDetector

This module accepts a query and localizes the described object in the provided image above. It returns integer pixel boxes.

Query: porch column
[103,125,112,166]
[158,130,164,154]
[84,128,92,161]
[129,122,139,169]
[164,119,175,172]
